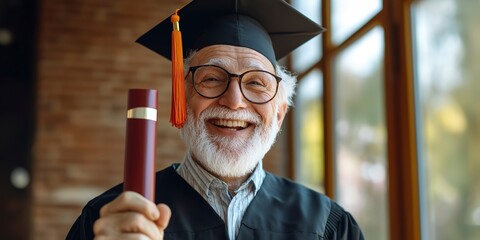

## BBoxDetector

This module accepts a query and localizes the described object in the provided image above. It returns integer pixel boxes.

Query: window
[334,27,387,240]
[412,0,480,239]
[292,0,389,239]
[292,0,480,239]
[291,0,324,192]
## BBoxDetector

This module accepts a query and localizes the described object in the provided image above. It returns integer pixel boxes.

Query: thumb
[155,203,172,230]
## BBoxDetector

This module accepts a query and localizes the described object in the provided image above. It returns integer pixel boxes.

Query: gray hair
[183,50,297,110]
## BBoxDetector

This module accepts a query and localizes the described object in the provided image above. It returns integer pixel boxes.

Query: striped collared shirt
[176,154,266,240]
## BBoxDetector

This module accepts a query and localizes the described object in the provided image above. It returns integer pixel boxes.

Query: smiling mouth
[210,119,251,130]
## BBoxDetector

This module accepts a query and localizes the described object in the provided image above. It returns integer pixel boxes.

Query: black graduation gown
[66,164,364,240]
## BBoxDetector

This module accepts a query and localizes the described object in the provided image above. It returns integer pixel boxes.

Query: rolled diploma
[123,89,157,201]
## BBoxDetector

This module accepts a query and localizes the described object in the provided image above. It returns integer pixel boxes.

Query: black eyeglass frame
[186,64,282,104]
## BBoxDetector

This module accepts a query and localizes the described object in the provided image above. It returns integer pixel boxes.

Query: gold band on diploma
[127,107,157,121]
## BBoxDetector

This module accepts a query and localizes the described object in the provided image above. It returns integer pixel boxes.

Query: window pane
[294,70,324,192]
[331,0,382,45]
[291,0,322,73]
[334,27,387,240]
[412,0,480,239]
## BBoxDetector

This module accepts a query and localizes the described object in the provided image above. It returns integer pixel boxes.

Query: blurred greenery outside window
[334,26,387,240]
[294,70,325,192]
[291,0,324,193]
[412,0,480,239]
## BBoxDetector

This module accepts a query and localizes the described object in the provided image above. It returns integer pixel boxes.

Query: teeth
[213,119,248,128]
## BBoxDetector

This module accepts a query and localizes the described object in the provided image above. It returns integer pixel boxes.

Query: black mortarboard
[136,0,325,128]
[136,0,325,65]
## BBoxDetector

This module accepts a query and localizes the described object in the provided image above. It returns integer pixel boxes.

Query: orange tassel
[170,9,186,128]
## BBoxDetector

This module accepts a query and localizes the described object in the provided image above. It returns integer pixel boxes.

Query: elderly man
[66,0,364,239]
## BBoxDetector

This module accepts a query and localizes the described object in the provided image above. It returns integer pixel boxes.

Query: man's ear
[276,102,288,128]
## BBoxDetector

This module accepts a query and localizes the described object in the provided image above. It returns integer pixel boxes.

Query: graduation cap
[136,0,325,128]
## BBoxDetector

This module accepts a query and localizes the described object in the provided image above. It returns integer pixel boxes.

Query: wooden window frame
[289,0,421,239]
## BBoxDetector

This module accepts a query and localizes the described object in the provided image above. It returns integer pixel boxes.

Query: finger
[100,191,159,220]
[94,212,161,239]
[155,203,172,230]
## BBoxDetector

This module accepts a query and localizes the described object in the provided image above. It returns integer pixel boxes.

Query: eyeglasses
[187,64,282,104]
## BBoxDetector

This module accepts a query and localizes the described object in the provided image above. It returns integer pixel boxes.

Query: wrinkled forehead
[191,45,275,72]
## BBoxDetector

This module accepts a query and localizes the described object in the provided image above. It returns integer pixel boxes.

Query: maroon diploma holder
[123,89,157,201]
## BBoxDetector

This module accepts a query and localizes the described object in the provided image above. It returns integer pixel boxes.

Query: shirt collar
[178,153,265,197]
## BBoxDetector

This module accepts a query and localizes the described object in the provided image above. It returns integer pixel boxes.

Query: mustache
[199,107,262,125]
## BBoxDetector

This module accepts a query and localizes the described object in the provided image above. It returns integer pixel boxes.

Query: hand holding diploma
[93,89,171,240]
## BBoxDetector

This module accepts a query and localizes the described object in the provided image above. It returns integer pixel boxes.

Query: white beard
[180,106,280,178]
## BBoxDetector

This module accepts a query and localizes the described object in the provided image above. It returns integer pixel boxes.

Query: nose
[218,78,248,109]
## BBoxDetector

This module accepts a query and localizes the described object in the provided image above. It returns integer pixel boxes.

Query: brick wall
[32,0,289,239]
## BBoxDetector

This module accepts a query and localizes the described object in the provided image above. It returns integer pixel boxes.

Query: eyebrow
[204,58,270,72]
[205,58,232,67]
[245,61,269,71]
